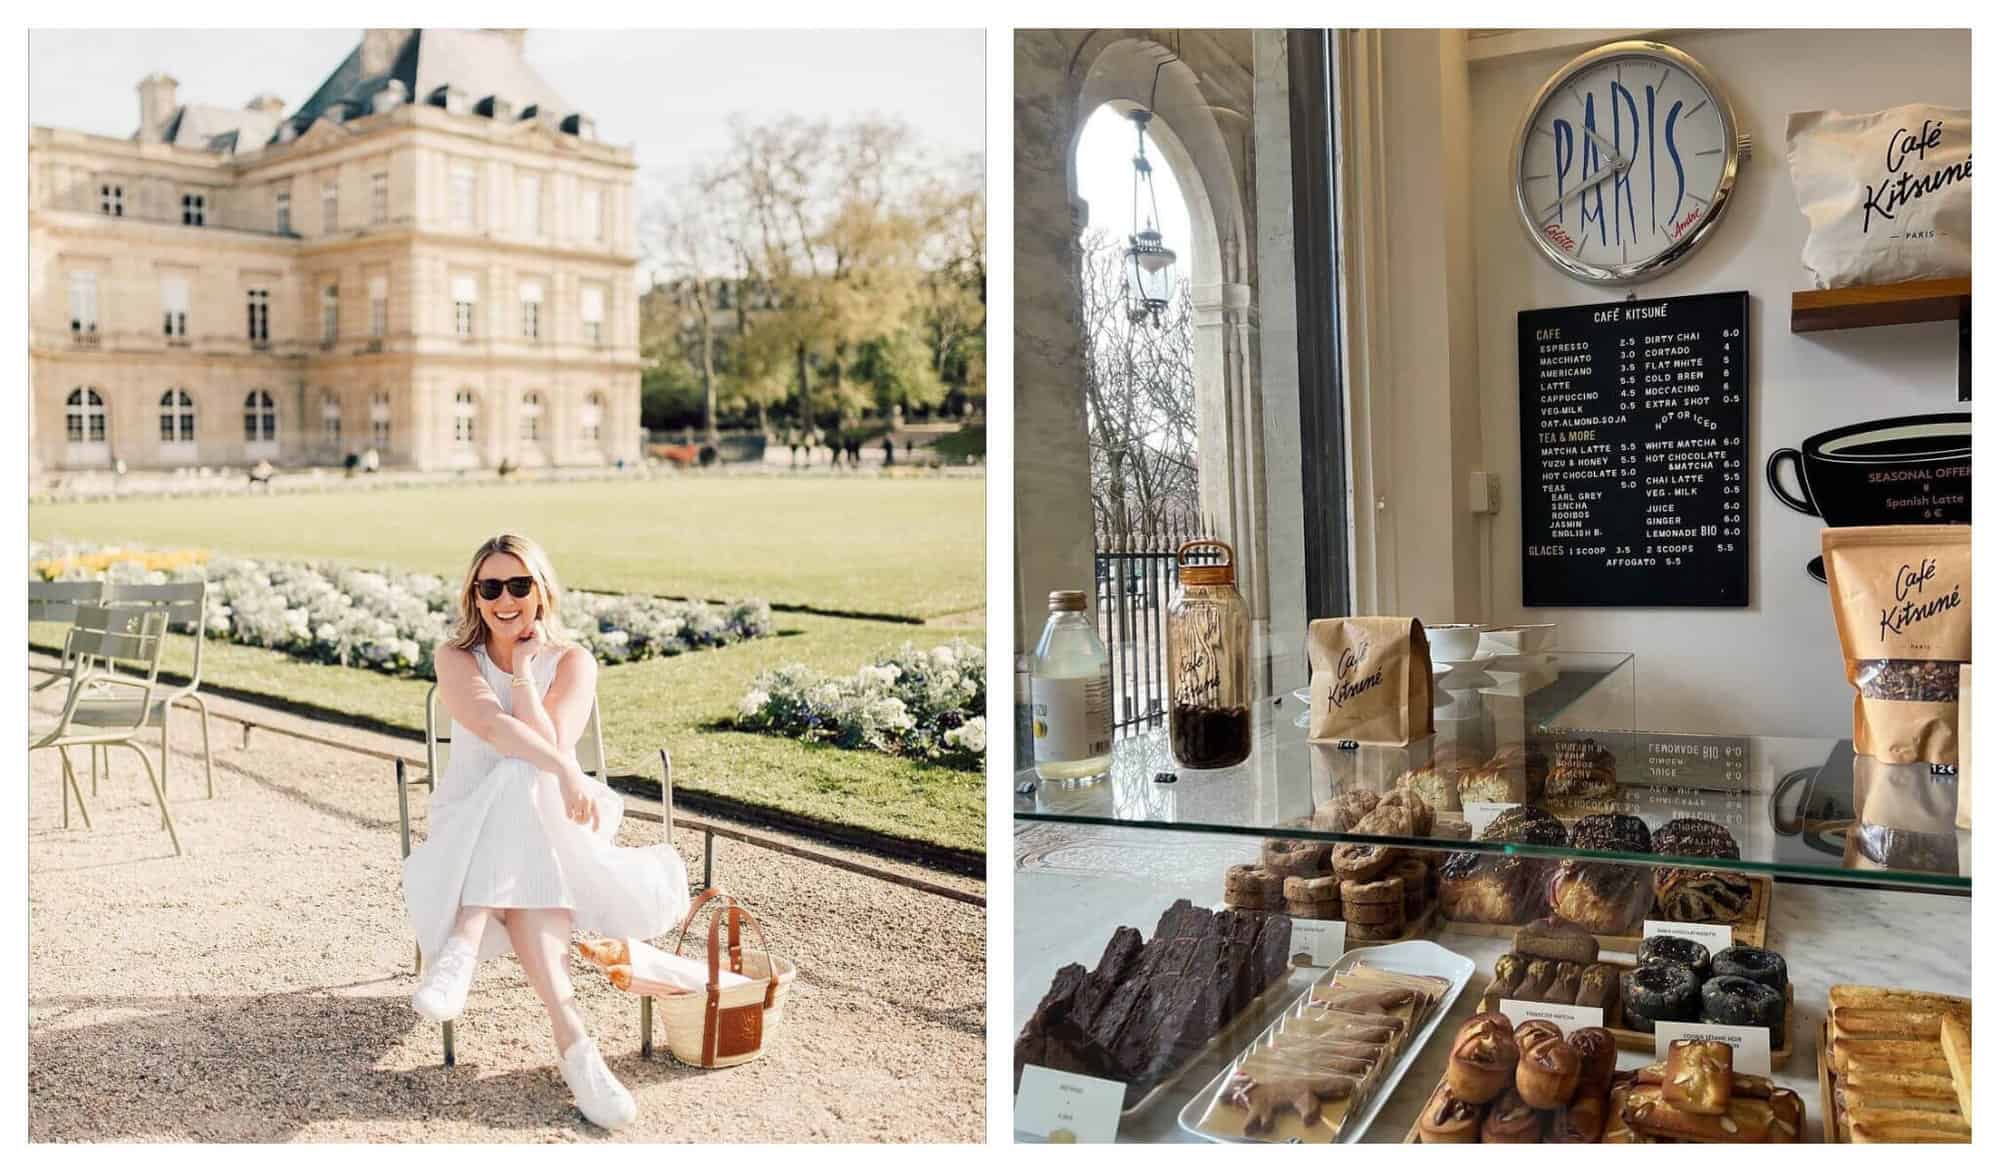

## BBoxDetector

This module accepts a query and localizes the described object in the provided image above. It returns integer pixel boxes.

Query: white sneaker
[560,1038,638,1131]
[411,940,478,1023]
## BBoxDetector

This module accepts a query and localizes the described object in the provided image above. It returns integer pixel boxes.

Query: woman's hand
[511,632,539,690]
[559,762,600,831]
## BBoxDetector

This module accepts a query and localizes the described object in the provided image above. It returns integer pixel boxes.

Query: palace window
[520,392,543,442]
[580,285,605,344]
[66,388,107,444]
[275,188,291,234]
[579,185,603,242]
[453,390,478,445]
[321,284,339,344]
[368,275,388,339]
[322,180,338,233]
[161,276,189,340]
[182,192,206,226]
[517,172,541,236]
[244,389,277,443]
[321,392,342,442]
[581,392,605,443]
[520,280,543,339]
[450,165,477,230]
[159,389,196,444]
[370,172,388,225]
[246,288,270,344]
[100,184,123,216]
[452,275,479,337]
[68,272,99,337]
[370,390,391,447]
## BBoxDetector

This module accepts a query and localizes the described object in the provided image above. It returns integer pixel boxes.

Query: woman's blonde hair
[448,533,572,651]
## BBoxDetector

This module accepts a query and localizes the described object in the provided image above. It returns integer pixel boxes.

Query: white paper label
[1031,673,1112,765]
[1015,1064,1124,1143]
[1642,919,1735,956]
[1498,999,1606,1033]
[1289,919,1346,967]
[1653,1019,1774,1077]
[1463,801,1517,837]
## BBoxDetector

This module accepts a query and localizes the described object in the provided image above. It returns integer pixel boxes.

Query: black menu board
[1519,291,1750,608]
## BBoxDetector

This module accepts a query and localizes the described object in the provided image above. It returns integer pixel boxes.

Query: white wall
[1467,29,1969,737]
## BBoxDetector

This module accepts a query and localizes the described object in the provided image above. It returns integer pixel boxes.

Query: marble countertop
[1013,823,1970,1143]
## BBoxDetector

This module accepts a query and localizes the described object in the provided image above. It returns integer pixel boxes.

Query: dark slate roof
[280,29,569,145]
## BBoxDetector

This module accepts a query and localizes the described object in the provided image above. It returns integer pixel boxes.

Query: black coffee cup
[1766,413,1970,526]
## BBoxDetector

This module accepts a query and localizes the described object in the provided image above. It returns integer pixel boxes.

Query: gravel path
[27,681,985,1142]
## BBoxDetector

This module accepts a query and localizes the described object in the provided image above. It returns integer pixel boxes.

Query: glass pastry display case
[1012,655,1970,1143]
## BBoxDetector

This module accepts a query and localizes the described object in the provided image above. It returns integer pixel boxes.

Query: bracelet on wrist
[511,676,534,688]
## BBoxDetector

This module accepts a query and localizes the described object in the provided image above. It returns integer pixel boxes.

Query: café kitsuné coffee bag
[1822,525,1971,766]
[1785,104,1971,289]
[1306,617,1433,746]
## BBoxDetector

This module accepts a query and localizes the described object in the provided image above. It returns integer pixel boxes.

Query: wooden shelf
[1791,277,1970,333]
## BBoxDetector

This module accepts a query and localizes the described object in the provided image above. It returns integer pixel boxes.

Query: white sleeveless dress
[402,644,691,964]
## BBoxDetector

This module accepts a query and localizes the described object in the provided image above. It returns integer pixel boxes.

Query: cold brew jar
[1166,538,1252,769]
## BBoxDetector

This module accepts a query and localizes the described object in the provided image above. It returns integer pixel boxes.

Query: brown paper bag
[1306,617,1434,746]
[1822,525,1971,766]
[1957,665,1971,829]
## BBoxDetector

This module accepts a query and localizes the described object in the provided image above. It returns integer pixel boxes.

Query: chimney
[359,29,411,77]
[137,73,178,144]
[247,93,286,117]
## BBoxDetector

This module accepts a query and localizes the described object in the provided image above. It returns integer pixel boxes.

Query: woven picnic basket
[657,888,796,1068]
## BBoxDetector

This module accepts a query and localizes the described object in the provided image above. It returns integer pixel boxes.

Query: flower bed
[735,638,985,770]
[29,540,772,678]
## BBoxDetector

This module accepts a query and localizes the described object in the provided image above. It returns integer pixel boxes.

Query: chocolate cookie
[1701,975,1785,1047]
[1620,962,1700,1032]
[1711,946,1787,993]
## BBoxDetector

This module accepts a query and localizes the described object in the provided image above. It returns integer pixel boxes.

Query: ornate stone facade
[27,28,642,476]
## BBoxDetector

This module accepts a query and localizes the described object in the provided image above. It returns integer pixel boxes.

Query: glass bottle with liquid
[1167,538,1252,769]
[1031,590,1113,781]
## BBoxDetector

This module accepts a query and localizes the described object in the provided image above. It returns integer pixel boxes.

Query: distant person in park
[248,459,274,489]
[403,534,689,1131]
[882,435,895,466]
[827,432,843,467]
[362,446,381,474]
[846,436,862,466]
[344,451,360,478]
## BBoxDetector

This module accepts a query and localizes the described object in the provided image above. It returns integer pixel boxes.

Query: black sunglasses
[475,576,537,601]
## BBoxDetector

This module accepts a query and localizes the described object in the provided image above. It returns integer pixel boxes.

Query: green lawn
[30,614,985,855]
[29,474,984,620]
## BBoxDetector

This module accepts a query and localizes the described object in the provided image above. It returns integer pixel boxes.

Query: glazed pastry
[1417,1082,1485,1143]
[1653,868,1757,924]
[1436,853,1532,924]
[1701,975,1786,1046]
[1662,1039,1733,1115]
[1548,860,1654,934]
[1637,935,1713,983]
[1492,952,1528,993]
[1574,963,1618,1011]
[1478,1088,1544,1143]
[1567,1027,1618,1095]
[1620,962,1700,1032]
[1569,812,1652,853]
[1331,843,1394,882]
[1513,916,1599,965]
[1261,835,1332,878]
[1516,1033,1582,1109]
[1514,1018,1564,1053]
[1547,1091,1606,1143]
[1544,961,1582,1004]
[1712,945,1787,993]
[1445,1012,1518,1104]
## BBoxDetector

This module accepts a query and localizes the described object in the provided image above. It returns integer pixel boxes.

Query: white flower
[946,717,986,754]
[738,689,771,718]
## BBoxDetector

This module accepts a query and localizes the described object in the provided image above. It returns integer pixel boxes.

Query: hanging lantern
[1123,109,1178,325]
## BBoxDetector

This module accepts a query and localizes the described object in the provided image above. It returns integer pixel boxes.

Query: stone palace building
[27,28,643,476]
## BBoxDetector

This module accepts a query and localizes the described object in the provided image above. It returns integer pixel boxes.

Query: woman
[403,534,689,1130]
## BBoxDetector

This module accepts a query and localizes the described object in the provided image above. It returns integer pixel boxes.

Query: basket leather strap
[675,888,782,1060]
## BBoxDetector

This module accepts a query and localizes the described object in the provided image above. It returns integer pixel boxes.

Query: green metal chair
[396,683,676,1066]
[28,580,107,692]
[65,581,217,803]
[29,605,183,855]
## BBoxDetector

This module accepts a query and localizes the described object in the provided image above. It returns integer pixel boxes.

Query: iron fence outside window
[1094,542,1222,733]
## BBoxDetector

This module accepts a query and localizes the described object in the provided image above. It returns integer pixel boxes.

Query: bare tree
[1080,229,1199,552]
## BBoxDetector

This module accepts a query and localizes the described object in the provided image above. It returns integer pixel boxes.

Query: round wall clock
[1512,40,1751,283]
